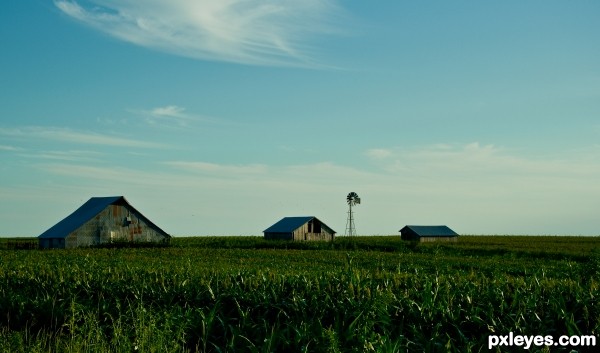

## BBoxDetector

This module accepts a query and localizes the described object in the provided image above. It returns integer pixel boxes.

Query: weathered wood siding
[62,204,167,248]
[400,226,459,243]
[419,236,458,243]
[265,225,335,241]
[400,231,418,242]
[39,238,66,249]
[291,221,335,241]
[264,232,293,241]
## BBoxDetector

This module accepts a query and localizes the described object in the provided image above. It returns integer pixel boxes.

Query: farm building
[38,196,170,249]
[399,225,458,242]
[264,216,336,241]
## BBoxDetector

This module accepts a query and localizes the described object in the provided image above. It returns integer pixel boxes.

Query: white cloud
[166,161,268,175]
[379,142,598,179]
[365,148,392,159]
[0,126,166,148]
[136,105,223,127]
[147,105,191,127]
[54,0,344,67]
[21,150,104,162]
[361,142,600,233]
[37,163,159,184]
[151,105,186,118]
[5,143,600,236]
[369,143,512,175]
[31,160,376,235]
[98,105,228,129]
[0,145,21,151]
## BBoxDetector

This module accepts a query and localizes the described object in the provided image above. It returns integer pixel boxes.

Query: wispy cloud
[364,148,392,160]
[146,105,193,127]
[54,0,344,67]
[364,142,600,195]
[151,105,186,118]
[38,163,154,183]
[0,144,22,152]
[135,105,223,127]
[21,150,104,162]
[167,160,377,183]
[358,142,600,234]
[20,145,600,235]
[166,161,268,175]
[0,126,166,148]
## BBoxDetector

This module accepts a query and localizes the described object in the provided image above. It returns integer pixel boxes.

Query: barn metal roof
[263,216,316,233]
[399,225,458,237]
[38,196,169,239]
[263,216,337,234]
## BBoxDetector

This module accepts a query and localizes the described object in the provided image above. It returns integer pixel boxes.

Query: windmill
[345,192,360,236]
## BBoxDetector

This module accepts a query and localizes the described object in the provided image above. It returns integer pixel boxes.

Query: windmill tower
[345,192,360,236]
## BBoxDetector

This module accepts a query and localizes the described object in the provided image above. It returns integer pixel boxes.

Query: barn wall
[65,204,167,248]
[39,238,65,249]
[39,239,49,249]
[400,231,419,241]
[419,236,458,243]
[291,222,334,241]
[292,223,307,241]
[264,232,293,240]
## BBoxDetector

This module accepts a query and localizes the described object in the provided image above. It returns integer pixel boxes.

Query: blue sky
[1,1,599,236]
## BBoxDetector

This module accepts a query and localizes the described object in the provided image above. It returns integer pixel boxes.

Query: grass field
[1,235,599,352]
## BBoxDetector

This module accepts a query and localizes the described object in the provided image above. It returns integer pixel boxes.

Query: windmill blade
[346,192,360,205]
[347,192,356,204]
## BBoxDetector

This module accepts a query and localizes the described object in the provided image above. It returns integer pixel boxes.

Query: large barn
[263,216,336,241]
[399,225,458,242]
[38,196,170,249]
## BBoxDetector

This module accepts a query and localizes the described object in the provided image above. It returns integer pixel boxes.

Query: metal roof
[399,225,458,237]
[263,216,316,233]
[38,196,169,239]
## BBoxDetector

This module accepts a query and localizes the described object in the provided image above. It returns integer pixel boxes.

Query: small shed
[38,196,170,249]
[399,225,458,242]
[264,216,336,241]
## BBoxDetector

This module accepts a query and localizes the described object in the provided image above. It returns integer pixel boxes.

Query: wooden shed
[399,225,458,242]
[263,216,336,241]
[38,196,170,249]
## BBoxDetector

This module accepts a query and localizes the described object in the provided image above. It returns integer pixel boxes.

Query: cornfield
[0,236,598,352]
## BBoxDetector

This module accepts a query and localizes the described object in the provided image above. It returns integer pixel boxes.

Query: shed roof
[38,196,169,239]
[263,216,336,234]
[399,225,458,237]
[264,216,316,233]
